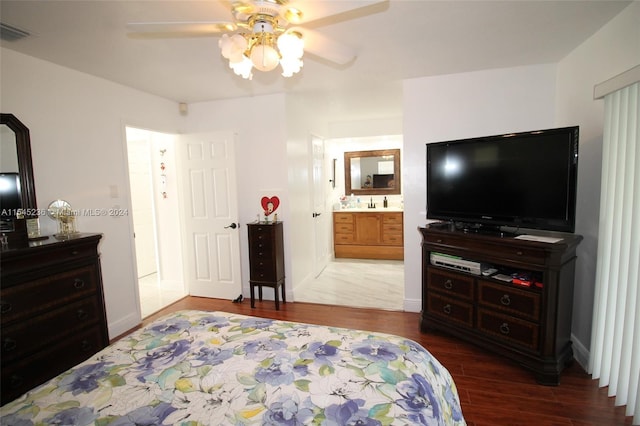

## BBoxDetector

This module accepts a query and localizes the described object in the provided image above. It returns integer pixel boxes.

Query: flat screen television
[426,126,579,233]
[0,172,22,218]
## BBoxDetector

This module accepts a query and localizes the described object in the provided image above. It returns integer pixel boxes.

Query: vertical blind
[589,81,639,424]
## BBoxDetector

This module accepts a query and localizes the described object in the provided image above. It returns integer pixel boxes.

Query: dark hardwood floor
[142,296,633,426]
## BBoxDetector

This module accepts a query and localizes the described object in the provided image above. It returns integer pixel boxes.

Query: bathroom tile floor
[138,273,185,318]
[294,258,404,311]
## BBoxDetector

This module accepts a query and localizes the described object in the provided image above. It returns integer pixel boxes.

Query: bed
[0,310,465,425]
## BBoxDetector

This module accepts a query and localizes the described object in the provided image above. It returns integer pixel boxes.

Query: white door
[179,132,241,299]
[311,135,330,277]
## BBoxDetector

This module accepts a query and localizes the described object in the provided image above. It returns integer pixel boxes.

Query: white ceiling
[0,1,632,104]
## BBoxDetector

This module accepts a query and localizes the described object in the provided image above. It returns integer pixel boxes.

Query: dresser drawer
[0,265,98,325]
[427,268,474,300]
[334,223,354,233]
[427,293,473,327]
[383,223,402,233]
[382,233,402,245]
[477,309,539,351]
[1,297,103,363]
[1,326,106,404]
[250,258,277,281]
[382,213,403,224]
[334,233,354,244]
[334,213,353,224]
[478,280,540,321]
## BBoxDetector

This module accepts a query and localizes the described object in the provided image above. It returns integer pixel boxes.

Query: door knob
[225,223,238,229]
[312,212,322,218]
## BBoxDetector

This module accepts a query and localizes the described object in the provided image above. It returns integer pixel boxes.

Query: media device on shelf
[426,126,579,234]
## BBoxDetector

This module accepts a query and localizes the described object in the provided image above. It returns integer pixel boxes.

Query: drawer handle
[436,239,443,243]
[71,250,79,255]
[443,280,453,290]
[500,323,511,335]
[81,339,93,352]
[74,278,85,289]
[443,304,452,315]
[3,338,17,351]
[500,294,511,306]
[0,301,12,314]
[516,251,523,256]
[77,309,89,320]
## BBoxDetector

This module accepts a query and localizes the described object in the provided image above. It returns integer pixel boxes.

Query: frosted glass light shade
[250,43,279,72]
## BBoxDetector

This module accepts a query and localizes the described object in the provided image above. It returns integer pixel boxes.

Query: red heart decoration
[261,196,280,216]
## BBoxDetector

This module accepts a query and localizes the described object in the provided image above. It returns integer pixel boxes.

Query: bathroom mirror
[0,113,38,217]
[345,149,401,196]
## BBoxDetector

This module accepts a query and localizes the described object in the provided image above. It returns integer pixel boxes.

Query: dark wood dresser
[419,224,582,385]
[247,222,285,310]
[0,233,108,404]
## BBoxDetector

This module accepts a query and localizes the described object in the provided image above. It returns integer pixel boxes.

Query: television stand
[419,223,582,385]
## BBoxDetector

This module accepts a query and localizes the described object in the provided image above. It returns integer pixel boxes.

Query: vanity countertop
[334,207,403,213]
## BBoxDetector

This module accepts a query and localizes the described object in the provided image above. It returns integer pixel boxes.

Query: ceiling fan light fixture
[219,14,303,79]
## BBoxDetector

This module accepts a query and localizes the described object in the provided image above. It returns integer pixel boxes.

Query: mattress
[1,310,465,425]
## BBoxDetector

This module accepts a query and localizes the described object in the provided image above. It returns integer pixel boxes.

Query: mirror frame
[1,113,38,217]
[344,149,401,196]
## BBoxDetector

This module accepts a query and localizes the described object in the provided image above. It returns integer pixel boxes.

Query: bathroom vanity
[333,209,403,260]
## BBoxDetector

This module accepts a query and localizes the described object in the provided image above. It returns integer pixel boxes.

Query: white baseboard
[108,312,141,340]
[403,298,421,313]
[571,333,590,372]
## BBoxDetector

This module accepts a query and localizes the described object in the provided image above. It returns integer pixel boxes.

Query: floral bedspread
[1,310,465,425]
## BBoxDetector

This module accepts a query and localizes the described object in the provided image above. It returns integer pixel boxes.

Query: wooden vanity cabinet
[419,224,582,385]
[334,211,403,260]
[0,233,108,404]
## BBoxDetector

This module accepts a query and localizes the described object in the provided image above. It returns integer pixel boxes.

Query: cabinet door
[354,214,382,244]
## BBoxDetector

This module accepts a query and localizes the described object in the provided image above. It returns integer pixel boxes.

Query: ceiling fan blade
[293,27,355,65]
[126,21,237,37]
[284,0,388,25]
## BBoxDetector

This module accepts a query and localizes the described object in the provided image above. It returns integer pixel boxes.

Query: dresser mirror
[0,113,38,218]
[344,149,401,196]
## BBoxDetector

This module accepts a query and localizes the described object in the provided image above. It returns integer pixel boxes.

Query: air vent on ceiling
[0,22,30,41]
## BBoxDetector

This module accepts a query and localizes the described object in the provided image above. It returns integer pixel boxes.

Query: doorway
[125,127,186,318]
[299,134,405,311]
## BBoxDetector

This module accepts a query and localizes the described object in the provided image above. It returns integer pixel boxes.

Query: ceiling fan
[126,0,386,80]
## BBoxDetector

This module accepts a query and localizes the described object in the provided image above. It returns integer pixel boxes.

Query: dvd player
[430,252,482,275]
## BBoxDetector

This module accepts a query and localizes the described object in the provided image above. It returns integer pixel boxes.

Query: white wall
[403,64,558,311]
[1,48,185,338]
[555,1,640,365]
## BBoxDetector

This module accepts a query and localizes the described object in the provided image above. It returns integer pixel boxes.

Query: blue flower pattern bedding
[1,310,465,425]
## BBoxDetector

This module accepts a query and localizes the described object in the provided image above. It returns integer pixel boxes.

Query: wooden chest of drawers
[419,225,582,385]
[0,233,108,404]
